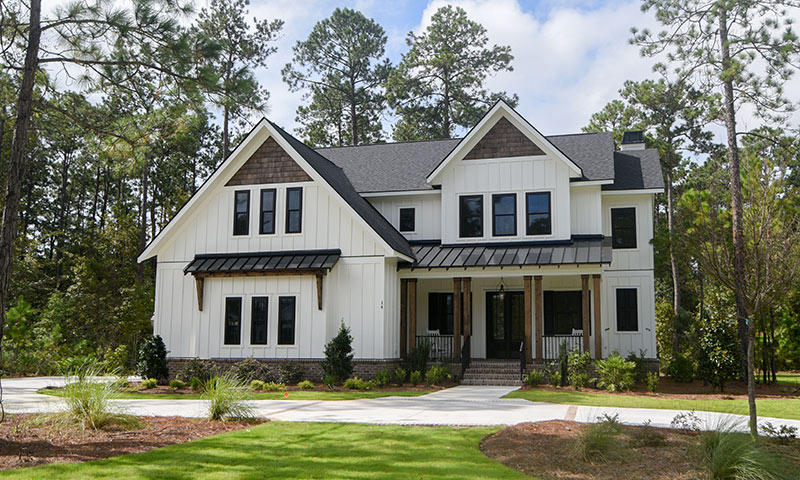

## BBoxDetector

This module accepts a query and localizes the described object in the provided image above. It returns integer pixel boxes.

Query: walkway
[3,377,797,433]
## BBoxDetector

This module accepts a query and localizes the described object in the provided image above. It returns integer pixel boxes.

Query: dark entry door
[486,291,524,359]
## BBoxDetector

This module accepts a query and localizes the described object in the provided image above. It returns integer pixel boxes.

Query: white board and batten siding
[570,185,602,235]
[367,193,442,241]
[601,193,655,271]
[600,270,657,359]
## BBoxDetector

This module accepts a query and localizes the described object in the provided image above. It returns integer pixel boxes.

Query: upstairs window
[399,207,416,232]
[611,207,637,249]
[616,288,638,331]
[251,297,268,345]
[526,192,551,235]
[233,191,250,236]
[278,296,296,345]
[286,187,303,233]
[259,189,276,235]
[224,297,242,345]
[459,195,483,238]
[492,194,517,236]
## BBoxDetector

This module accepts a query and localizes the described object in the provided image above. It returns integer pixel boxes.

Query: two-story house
[138,101,663,381]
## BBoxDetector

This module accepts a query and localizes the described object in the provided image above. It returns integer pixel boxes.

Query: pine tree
[322,323,354,381]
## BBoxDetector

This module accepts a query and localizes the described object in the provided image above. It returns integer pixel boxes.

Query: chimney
[620,131,646,151]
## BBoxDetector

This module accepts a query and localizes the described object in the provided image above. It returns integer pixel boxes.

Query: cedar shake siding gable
[463,117,546,160]
[225,137,312,186]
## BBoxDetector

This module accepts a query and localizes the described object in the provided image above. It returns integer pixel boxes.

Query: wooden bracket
[316,274,323,310]
[195,276,204,311]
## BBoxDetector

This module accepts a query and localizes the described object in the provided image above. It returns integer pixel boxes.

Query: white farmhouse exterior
[138,101,663,378]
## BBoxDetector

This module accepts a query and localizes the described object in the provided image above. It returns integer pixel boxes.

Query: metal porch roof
[184,249,341,275]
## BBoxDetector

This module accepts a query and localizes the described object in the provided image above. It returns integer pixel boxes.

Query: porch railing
[542,334,584,361]
[416,334,453,361]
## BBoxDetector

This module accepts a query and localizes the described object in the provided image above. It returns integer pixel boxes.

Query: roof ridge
[316,137,463,150]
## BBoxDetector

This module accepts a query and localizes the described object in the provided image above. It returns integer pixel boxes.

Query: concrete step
[461,378,523,386]
[463,368,521,374]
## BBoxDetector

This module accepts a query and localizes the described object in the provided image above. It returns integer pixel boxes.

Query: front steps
[461,360,523,386]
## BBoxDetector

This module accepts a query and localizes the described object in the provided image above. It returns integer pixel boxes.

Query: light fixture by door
[497,277,506,301]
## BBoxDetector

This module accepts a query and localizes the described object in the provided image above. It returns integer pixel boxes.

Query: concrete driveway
[3,376,798,433]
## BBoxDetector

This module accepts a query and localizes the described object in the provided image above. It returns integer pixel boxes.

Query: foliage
[343,377,375,390]
[168,379,185,390]
[425,364,450,386]
[276,362,306,384]
[627,420,665,448]
[102,345,130,374]
[666,353,696,383]
[595,353,636,392]
[321,323,354,382]
[189,377,203,391]
[385,5,516,141]
[141,378,158,389]
[178,359,216,383]
[297,380,315,390]
[409,370,422,386]
[323,375,336,388]
[249,380,265,391]
[759,422,798,444]
[697,315,741,392]
[234,358,274,383]
[567,350,593,389]
[524,370,544,387]
[556,342,569,387]
[671,411,703,431]
[203,375,256,421]
[647,372,660,393]
[626,350,649,385]
[406,339,430,375]
[136,335,168,382]
[573,415,623,462]
[699,420,791,480]
[261,382,287,392]
[374,370,392,387]
[394,367,407,385]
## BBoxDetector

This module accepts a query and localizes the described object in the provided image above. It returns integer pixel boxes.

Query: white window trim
[524,189,556,240]
[398,206,417,234]
[609,205,640,253]
[613,286,640,334]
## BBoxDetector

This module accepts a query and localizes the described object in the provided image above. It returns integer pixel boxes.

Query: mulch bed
[0,414,263,471]
[123,381,455,395]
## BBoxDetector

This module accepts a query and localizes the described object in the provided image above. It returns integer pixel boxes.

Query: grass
[506,388,800,420]
[776,373,800,387]
[699,419,792,480]
[38,388,431,401]
[202,375,255,421]
[0,422,525,479]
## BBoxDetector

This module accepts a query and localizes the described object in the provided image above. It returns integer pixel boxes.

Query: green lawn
[777,373,800,386]
[0,422,525,479]
[506,388,800,420]
[37,388,431,401]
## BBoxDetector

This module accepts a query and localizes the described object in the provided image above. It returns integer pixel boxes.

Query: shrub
[627,420,665,447]
[136,335,168,382]
[168,379,185,390]
[409,370,422,386]
[189,376,203,391]
[262,381,287,392]
[374,370,392,387]
[102,345,129,374]
[568,350,593,389]
[249,379,266,391]
[573,416,623,462]
[277,361,306,385]
[666,353,695,383]
[556,341,569,387]
[321,323,354,382]
[406,339,430,375]
[524,370,544,387]
[647,372,660,393]
[697,317,740,392]
[699,420,790,480]
[177,359,216,383]
[323,374,337,388]
[671,411,703,431]
[141,378,158,389]
[760,421,798,444]
[626,349,649,384]
[297,380,315,390]
[393,367,407,385]
[595,353,635,392]
[549,370,562,387]
[234,358,274,383]
[343,377,374,390]
[425,364,450,386]
[203,375,255,421]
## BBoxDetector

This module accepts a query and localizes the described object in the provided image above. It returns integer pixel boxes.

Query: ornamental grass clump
[573,415,623,463]
[699,420,791,480]
[203,375,256,421]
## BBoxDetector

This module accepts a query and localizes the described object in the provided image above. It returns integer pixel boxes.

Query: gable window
[224,297,242,345]
[428,293,454,335]
[286,187,302,233]
[492,194,517,236]
[459,195,483,238]
[611,207,637,249]
[251,297,268,345]
[526,192,551,235]
[233,191,250,236]
[399,207,416,232]
[616,288,638,331]
[259,189,276,234]
[278,296,296,345]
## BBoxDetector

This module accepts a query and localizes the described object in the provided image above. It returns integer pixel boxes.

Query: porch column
[534,275,543,362]
[462,277,472,337]
[581,274,591,353]
[409,279,417,353]
[593,274,602,359]
[524,276,533,362]
[400,279,408,358]
[453,278,462,362]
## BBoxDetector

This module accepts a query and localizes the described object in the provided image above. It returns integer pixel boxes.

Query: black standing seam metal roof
[184,249,341,275]
[400,239,611,270]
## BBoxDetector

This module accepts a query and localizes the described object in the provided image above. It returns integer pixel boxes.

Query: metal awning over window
[184,249,340,276]
[400,238,610,270]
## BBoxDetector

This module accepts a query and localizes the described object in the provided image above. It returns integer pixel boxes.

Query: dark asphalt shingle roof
[184,249,341,275]
[604,149,664,191]
[318,132,621,193]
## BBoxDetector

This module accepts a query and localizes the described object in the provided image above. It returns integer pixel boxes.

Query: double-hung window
[250,297,268,345]
[616,288,638,332]
[399,207,415,232]
[224,297,242,345]
[428,293,454,335]
[286,187,302,233]
[611,207,637,249]
[259,189,276,234]
[526,192,551,235]
[233,191,250,236]
[459,195,483,238]
[278,296,296,345]
[492,194,517,236]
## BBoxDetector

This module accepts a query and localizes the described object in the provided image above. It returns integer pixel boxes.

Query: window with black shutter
[611,207,637,249]
[251,297,268,345]
[616,288,638,331]
[278,296,296,345]
[233,191,250,236]
[224,297,242,345]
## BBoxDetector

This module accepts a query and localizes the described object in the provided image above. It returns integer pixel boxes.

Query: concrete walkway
[3,377,798,433]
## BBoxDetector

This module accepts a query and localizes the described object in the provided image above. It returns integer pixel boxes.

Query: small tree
[697,315,740,392]
[136,335,168,382]
[322,323,354,381]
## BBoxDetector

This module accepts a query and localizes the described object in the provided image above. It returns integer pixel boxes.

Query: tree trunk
[0,0,41,360]
[667,168,682,353]
[349,75,357,146]
[443,69,451,139]
[137,158,148,279]
[223,106,230,160]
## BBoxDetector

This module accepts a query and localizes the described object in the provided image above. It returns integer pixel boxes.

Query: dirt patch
[0,414,263,471]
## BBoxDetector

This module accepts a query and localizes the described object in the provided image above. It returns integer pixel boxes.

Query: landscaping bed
[0,414,263,471]
[481,420,800,479]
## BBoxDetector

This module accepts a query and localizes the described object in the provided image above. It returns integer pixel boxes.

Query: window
[278,296,296,345]
[428,293,454,335]
[543,291,584,335]
[526,192,551,235]
[616,288,638,331]
[399,207,415,232]
[224,297,242,345]
[286,187,302,233]
[259,189,276,234]
[492,194,517,236]
[459,195,483,238]
[611,207,637,249]
[251,297,268,345]
[233,191,250,236]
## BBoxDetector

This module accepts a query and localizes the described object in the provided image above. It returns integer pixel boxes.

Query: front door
[486,291,524,359]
